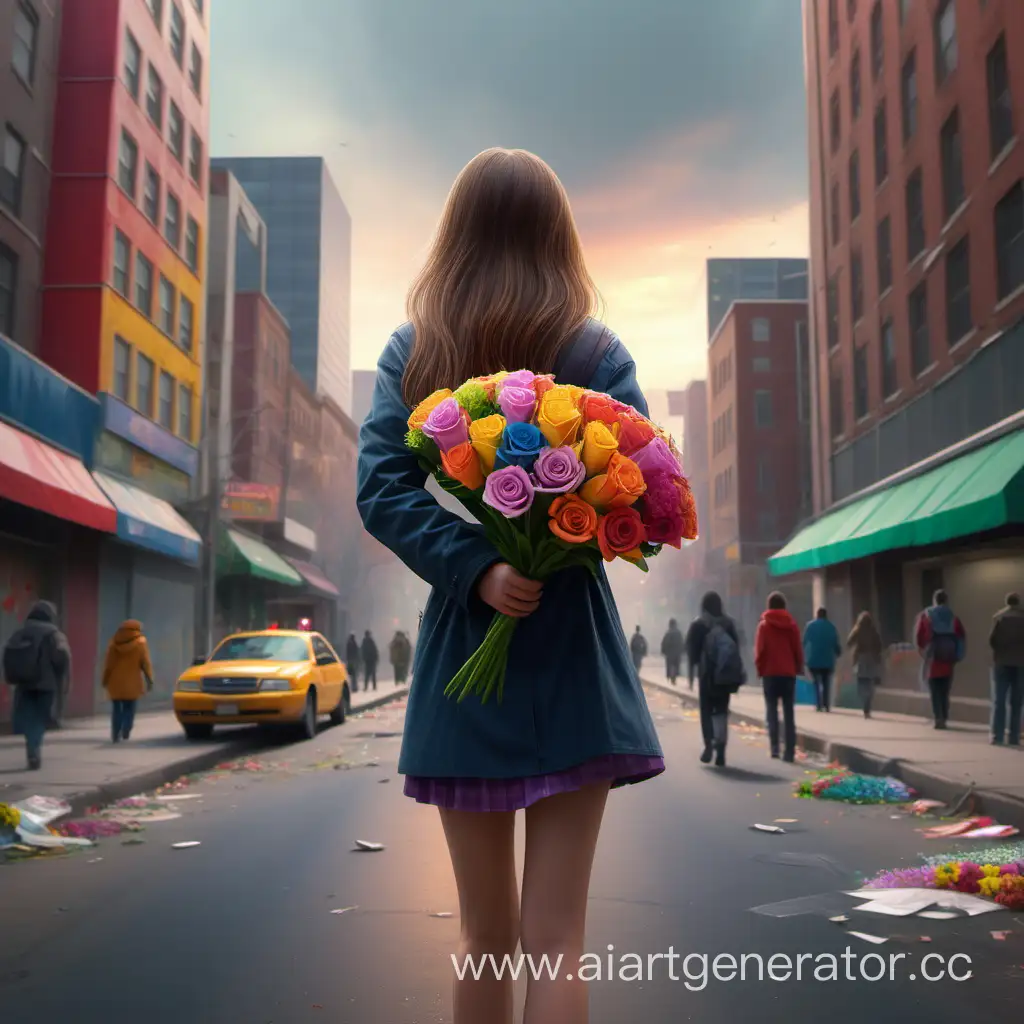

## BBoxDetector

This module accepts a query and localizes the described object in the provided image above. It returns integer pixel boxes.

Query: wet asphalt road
[0,687,1021,1024]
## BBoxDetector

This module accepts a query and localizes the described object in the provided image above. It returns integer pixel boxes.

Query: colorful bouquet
[795,766,915,803]
[406,370,697,702]
[864,858,1024,910]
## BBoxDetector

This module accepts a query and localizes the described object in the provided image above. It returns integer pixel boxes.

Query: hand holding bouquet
[406,370,697,703]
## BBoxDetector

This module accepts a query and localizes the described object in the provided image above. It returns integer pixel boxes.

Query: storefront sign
[94,431,191,505]
[284,517,317,552]
[222,482,281,521]
[100,393,199,478]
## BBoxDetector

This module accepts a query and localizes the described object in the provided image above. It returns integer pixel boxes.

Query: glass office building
[706,258,808,342]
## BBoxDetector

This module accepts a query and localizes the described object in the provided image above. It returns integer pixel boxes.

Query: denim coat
[356,321,663,779]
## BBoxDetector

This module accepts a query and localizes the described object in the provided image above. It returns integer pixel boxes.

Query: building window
[880,318,897,398]
[827,273,840,349]
[0,244,16,338]
[145,65,164,130]
[137,354,155,416]
[158,371,175,430]
[994,180,1024,300]
[849,149,861,221]
[846,0,856,20]
[142,164,160,224]
[179,294,194,352]
[987,34,1014,160]
[185,217,199,272]
[873,100,888,185]
[906,168,924,261]
[940,108,964,218]
[899,0,911,25]
[830,180,841,246]
[757,457,775,494]
[1,127,26,216]
[168,103,184,161]
[11,2,38,85]
[751,316,770,342]
[934,0,957,85]
[188,131,203,189]
[178,383,193,440]
[113,229,130,297]
[908,280,930,375]
[850,49,861,121]
[853,344,869,420]
[192,0,204,16]
[189,42,203,95]
[754,390,773,428]
[945,235,972,346]
[135,252,153,317]
[828,0,839,57]
[869,1,883,80]
[830,89,841,153]
[170,4,185,66]
[830,366,844,439]
[113,337,132,402]
[146,0,163,28]
[758,510,779,542]
[164,191,181,249]
[901,51,918,142]
[159,275,175,335]
[118,130,139,199]
[851,249,864,322]
[753,356,771,373]
[877,215,892,293]
[123,30,141,99]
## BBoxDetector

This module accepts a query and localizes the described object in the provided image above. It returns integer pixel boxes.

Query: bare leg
[439,808,519,1024]
[521,781,610,1024]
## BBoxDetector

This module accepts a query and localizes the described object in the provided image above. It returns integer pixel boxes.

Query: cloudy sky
[210,0,810,392]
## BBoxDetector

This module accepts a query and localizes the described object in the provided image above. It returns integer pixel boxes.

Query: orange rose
[616,412,656,455]
[581,392,627,426]
[408,389,454,431]
[548,494,598,544]
[597,507,647,563]
[579,452,647,510]
[676,475,699,541]
[533,375,556,401]
[473,376,498,401]
[441,441,485,491]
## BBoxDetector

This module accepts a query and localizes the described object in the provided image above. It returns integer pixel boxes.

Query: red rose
[597,506,647,562]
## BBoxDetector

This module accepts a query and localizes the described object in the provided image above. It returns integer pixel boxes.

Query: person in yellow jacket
[102,620,154,743]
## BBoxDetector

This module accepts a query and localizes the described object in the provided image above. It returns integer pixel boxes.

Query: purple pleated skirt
[403,754,665,812]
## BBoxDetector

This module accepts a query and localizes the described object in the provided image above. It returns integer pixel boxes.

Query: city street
[1,687,1020,1023]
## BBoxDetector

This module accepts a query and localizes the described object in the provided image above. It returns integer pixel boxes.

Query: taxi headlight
[176,679,201,692]
[259,679,292,691]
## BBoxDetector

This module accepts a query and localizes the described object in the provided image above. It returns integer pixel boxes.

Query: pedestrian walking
[914,589,965,730]
[685,592,745,767]
[846,611,884,719]
[361,630,379,690]
[989,592,1024,746]
[356,148,664,1024]
[390,630,412,685]
[2,601,71,770]
[345,634,361,692]
[754,591,803,762]
[802,607,841,712]
[630,626,648,673]
[101,620,154,742]
[661,619,685,686]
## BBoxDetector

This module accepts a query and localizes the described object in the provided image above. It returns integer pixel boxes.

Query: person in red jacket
[914,589,966,730]
[754,591,804,762]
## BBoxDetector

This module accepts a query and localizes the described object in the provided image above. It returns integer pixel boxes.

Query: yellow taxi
[173,630,350,741]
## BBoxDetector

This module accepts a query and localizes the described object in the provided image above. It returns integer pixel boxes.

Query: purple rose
[631,437,680,477]
[532,446,586,494]
[500,370,536,391]
[422,397,469,453]
[497,385,536,424]
[483,465,535,518]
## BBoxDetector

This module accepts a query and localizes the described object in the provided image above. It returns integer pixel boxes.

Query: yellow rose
[469,414,507,473]
[581,420,619,477]
[537,386,583,447]
[408,389,454,431]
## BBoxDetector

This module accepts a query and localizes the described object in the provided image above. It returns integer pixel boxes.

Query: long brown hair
[401,148,599,407]
[848,611,882,654]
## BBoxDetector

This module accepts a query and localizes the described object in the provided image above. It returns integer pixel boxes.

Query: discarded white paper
[847,931,888,945]
[751,824,786,834]
[430,912,454,918]
[845,887,1006,917]
[172,841,201,849]
[354,840,385,851]
[917,911,959,920]
[829,915,849,923]
[156,794,203,801]
[330,906,358,915]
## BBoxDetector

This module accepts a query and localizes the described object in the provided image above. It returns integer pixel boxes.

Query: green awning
[218,528,303,586]
[768,429,1024,576]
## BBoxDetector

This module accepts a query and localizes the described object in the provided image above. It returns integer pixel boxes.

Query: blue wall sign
[100,393,199,478]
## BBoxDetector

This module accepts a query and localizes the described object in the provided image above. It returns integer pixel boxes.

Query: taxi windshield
[210,635,311,663]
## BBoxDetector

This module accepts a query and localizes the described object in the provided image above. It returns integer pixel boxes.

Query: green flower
[406,428,440,465]
[453,381,493,421]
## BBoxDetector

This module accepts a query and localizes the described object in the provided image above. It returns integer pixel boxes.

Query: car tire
[183,723,214,741]
[328,686,347,726]
[298,689,317,740]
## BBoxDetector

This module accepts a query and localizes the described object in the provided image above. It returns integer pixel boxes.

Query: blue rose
[495,422,547,472]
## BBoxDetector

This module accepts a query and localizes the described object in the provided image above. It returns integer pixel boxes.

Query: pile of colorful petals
[865,859,1024,910]
[796,767,915,804]
[56,819,128,840]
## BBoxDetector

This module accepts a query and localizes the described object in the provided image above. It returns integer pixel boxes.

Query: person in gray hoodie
[989,592,1024,746]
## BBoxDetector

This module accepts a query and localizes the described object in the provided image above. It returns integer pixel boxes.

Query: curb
[643,679,1024,830]
[51,687,409,821]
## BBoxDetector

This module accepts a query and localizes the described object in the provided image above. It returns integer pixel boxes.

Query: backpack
[930,631,961,664]
[553,319,614,387]
[3,629,44,686]
[701,621,746,691]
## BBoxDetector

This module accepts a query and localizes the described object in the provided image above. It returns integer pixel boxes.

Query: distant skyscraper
[211,156,352,414]
[706,258,808,341]
[351,369,378,427]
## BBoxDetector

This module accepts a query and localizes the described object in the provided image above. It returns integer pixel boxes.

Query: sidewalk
[0,683,408,816]
[644,676,1024,828]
